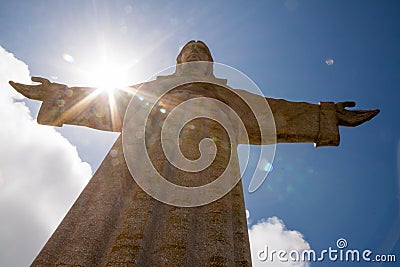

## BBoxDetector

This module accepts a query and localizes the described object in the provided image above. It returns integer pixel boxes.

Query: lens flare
[258,158,273,172]
[63,53,75,63]
[325,58,334,66]
[110,149,118,158]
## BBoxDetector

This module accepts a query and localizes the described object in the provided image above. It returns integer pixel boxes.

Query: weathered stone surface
[32,135,251,266]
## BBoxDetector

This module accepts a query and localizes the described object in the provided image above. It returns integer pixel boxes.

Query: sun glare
[70,50,139,131]
[86,60,131,93]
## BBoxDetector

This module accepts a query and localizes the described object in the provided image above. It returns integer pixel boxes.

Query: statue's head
[175,40,214,77]
[176,40,214,64]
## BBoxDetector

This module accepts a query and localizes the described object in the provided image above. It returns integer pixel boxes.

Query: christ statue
[10,40,378,266]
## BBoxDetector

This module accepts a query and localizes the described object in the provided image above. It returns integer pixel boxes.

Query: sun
[85,59,132,93]
[73,50,138,131]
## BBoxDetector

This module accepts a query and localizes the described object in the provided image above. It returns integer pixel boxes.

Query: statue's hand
[335,101,380,127]
[9,77,66,101]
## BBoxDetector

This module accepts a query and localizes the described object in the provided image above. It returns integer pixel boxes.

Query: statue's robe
[31,75,339,266]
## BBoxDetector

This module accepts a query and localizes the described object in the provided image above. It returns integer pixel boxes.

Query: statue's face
[180,43,210,63]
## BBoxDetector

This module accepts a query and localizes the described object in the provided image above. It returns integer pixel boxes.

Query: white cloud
[249,216,311,267]
[0,46,92,266]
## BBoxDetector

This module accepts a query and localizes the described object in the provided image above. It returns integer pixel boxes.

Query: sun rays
[58,45,143,132]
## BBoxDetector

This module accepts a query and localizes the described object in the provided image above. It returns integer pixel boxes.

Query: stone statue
[9,40,379,266]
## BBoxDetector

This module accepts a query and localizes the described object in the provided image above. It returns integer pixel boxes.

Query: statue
[9,40,379,266]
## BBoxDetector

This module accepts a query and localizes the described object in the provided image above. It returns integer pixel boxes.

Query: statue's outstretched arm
[267,98,379,146]
[233,89,379,147]
[9,77,133,132]
[10,77,64,101]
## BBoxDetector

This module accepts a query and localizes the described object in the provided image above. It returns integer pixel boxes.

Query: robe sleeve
[234,89,340,147]
[36,85,136,132]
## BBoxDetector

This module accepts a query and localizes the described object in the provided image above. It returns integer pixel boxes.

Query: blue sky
[0,1,399,266]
